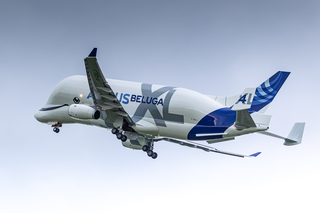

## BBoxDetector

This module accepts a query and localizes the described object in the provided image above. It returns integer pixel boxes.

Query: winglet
[284,122,305,146]
[249,152,262,157]
[88,48,97,57]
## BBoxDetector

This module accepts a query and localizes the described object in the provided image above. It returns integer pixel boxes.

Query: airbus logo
[86,92,165,106]
[235,93,253,105]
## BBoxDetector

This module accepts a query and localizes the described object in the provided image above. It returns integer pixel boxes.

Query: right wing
[84,48,135,127]
[155,137,261,158]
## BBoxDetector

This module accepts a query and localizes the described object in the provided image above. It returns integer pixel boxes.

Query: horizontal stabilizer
[258,122,305,146]
[284,122,305,146]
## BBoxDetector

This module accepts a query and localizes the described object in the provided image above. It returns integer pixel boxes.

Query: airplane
[34,48,305,159]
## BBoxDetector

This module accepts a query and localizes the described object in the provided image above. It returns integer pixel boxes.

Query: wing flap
[156,138,261,158]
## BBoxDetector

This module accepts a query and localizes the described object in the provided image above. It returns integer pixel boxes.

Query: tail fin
[250,71,290,113]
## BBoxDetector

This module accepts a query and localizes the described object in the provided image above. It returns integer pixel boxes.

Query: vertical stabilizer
[250,71,290,113]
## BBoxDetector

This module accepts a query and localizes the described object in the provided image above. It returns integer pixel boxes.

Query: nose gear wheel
[52,122,62,133]
[53,127,60,133]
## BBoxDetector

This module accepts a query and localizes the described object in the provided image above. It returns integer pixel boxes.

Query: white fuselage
[35,75,267,141]
[33,53,298,158]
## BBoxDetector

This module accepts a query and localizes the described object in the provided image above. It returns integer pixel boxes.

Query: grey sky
[1,1,319,212]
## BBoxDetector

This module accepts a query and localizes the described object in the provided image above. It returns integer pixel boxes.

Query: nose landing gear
[52,122,62,133]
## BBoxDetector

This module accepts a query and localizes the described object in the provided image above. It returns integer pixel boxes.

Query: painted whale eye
[73,97,80,104]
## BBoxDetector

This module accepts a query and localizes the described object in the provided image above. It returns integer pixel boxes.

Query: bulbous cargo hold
[34,47,305,160]
[68,104,100,120]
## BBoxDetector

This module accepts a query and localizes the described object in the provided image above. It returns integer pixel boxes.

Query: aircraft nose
[34,111,46,123]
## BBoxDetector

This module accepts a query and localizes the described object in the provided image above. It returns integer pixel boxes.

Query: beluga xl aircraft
[34,48,305,159]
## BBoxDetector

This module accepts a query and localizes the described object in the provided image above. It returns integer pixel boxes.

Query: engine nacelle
[68,104,100,120]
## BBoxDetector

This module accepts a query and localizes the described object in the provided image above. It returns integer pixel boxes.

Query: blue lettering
[119,93,123,102]
[122,94,130,104]
[236,94,247,104]
[157,98,164,106]
[88,92,166,106]
[142,96,146,103]
[131,95,136,102]
[146,97,152,104]
[152,98,158,105]
[136,95,142,103]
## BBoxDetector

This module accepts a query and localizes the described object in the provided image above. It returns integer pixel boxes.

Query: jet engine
[68,104,100,119]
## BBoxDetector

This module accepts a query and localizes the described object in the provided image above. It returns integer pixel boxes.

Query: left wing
[84,48,135,127]
[155,138,261,158]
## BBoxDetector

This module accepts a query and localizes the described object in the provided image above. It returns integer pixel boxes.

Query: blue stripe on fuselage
[187,108,236,140]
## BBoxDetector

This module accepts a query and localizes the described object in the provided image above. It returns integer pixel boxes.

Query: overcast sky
[1,1,319,212]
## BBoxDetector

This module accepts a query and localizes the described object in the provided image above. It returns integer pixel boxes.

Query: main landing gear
[142,140,158,159]
[142,145,158,159]
[52,122,62,133]
[111,128,158,159]
[111,127,127,142]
